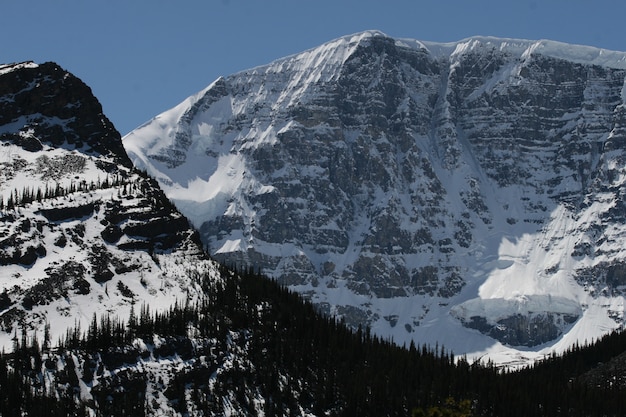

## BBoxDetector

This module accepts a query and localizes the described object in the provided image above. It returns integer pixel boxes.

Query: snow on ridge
[233,31,626,85]
[125,31,626,152]
[413,36,626,69]
[0,61,39,76]
[123,31,388,189]
[233,29,388,76]
[209,29,391,107]
[300,31,626,69]
[534,39,626,69]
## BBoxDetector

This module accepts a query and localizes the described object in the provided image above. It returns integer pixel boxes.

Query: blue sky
[3,1,625,135]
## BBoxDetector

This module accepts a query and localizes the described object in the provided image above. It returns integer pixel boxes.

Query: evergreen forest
[1,264,626,416]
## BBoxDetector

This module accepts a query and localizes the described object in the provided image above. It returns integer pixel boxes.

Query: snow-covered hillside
[124,31,626,366]
[0,62,219,351]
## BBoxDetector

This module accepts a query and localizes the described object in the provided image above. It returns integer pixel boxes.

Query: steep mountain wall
[124,32,626,362]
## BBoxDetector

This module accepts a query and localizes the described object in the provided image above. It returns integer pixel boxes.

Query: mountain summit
[0,61,215,349]
[124,32,626,364]
[0,61,129,164]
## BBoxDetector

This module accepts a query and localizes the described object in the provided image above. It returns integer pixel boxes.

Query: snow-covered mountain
[0,61,217,350]
[124,31,626,365]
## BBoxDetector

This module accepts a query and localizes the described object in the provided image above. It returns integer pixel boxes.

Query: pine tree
[43,321,50,352]
[6,193,13,210]
[128,304,137,341]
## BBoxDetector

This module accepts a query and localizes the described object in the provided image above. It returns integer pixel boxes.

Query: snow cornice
[413,35,626,69]
[234,31,626,79]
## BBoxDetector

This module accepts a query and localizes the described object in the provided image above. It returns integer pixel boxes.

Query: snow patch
[216,239,245,254]
[451,295,582,324]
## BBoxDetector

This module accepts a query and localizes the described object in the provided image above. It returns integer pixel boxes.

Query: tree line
[0,171,151,211]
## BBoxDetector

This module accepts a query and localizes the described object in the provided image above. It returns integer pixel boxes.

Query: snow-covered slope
[0,62,219,351]
[124,31,626,365]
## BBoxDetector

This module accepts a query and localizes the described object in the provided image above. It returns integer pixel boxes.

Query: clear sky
[3,1,625,135]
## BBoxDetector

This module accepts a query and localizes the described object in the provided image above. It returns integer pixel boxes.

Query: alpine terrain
[2,51,626,417]
[0,61,215,349]
[124,30,626,365]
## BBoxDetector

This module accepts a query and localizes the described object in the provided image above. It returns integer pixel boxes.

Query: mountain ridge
[124,31,626,365]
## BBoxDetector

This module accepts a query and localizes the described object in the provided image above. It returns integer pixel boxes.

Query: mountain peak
[335,29,390,43]
[0,61,215,351]
[0,61,130,164]
[124,33,626,364]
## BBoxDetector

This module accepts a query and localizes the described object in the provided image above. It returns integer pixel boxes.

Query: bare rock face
[0,62,129,164]
[124,31,626,351]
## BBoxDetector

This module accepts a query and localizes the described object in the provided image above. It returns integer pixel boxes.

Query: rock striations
[124,31,626,362]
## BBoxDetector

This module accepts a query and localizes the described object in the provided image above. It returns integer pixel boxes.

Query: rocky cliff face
[124,32,626,361]
[0,62,216,349]
[0,61,128,162]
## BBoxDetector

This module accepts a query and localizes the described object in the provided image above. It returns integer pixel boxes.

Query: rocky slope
[0,61,217,349]
[1,52,626,417]
[124,31,626,364]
